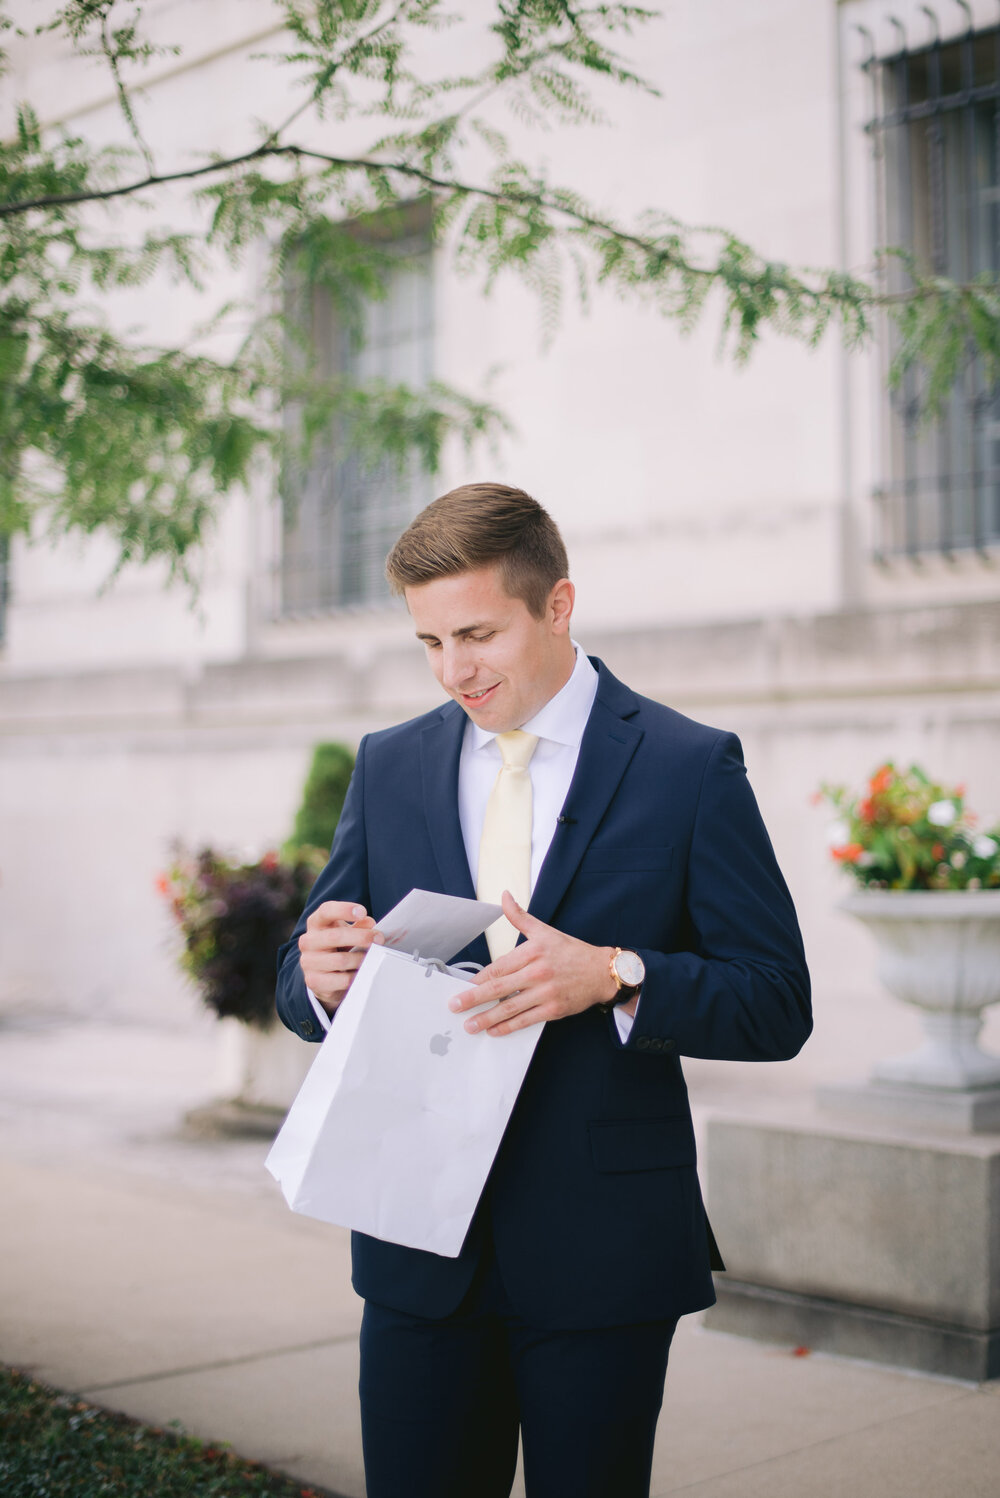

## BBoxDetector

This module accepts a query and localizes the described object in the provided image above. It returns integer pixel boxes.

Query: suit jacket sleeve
[625,731,811,1063]
[275,735,372,1042]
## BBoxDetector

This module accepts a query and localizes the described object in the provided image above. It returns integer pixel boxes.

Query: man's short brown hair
[385,483,569,618]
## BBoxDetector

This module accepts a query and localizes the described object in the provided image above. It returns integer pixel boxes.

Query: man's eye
[471,632,495,642]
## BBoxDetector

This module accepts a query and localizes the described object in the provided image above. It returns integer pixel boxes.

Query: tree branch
[0,138,839,303]
[99,2,155,174]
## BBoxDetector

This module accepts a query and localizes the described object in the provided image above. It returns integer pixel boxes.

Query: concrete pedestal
[818,1080,1000,1135]
[703,1113,1000,1381]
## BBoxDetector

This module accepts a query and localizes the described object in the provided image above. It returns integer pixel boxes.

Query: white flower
[950,850,967,870]
[825,820,850,848]
[927,800,957,827]
[857,851,876,867]
[973,835,998,860]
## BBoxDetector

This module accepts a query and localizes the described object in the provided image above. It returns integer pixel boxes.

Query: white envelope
[266,892,543,1257]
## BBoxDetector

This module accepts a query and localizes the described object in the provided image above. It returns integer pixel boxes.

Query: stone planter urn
[216,1017,314,1110]
[841,889,1000,1089]
[185,1019,314,1138]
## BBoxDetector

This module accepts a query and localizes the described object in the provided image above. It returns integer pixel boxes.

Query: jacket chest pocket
[577,846,674,874]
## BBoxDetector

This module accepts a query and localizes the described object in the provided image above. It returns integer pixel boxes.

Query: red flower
[832,843,864,863]
[858,798,875,823]
[932,843,945,860]
[154,873,170,897]
[869,765,894,794]
[260,850,279,871]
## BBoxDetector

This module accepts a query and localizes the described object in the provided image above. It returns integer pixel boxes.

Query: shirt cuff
[613,992,638,1042]
[306,985,333,1034]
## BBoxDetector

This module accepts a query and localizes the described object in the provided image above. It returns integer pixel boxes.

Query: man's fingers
[308,900,368,929]
[301,946,370,974]
[465,945,528,991]
[449,971,513,1011]
[475,996,545,1036]
[300,919,380,956]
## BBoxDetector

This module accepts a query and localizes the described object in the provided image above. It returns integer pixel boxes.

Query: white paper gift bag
[266,894,544,1257]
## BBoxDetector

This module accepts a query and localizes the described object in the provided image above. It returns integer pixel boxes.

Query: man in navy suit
[276,483,811,1498]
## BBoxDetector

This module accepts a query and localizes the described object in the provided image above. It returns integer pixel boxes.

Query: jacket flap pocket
[579,846,673,873]
[589,1117,696,1173]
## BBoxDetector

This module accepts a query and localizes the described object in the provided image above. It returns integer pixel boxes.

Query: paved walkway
[1,1013,998,1497]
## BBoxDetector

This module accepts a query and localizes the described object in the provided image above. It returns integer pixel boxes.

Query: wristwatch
[605,947,645,1006]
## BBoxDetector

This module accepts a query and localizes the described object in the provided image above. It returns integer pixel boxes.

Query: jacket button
[649,1037,663,1052]
[636,1036,650,1051]
[662,1039,675,1052]
[300,1019,316,1037]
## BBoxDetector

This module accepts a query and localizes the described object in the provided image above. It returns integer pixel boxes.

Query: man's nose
[441,643,475,690]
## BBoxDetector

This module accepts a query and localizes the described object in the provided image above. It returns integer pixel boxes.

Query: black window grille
[280,211,433,615]
[867,20,1000,557]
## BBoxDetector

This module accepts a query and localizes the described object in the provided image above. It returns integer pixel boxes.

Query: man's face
[405,565,576,733]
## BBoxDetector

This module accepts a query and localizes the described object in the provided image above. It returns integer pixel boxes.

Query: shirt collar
[468,643,598,753]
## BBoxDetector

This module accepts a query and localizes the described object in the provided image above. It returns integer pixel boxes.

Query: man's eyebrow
[415,622,495,641]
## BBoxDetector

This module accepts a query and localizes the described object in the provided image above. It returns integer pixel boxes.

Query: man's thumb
[502,889,535,928]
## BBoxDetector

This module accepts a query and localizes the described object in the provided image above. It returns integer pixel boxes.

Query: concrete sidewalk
[1,1014,998,1498]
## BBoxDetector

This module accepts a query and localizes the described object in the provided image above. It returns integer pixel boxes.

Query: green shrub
[283,741,355,858]
[0,1366,326,1497]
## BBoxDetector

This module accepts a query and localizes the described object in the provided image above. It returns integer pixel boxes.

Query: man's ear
[548,578,575,634]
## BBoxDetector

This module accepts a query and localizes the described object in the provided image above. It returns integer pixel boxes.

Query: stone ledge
[182,1100,286,1140]
[705,1115,1000,1380]
[706,1279,1000,1382]
[818,1080,1000,1134]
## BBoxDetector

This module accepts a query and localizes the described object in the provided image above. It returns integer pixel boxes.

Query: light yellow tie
[477,730,539,960]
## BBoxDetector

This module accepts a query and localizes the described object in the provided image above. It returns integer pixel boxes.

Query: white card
[375,888,502,964]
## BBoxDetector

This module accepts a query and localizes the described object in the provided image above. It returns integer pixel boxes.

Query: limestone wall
[2,597,997,1091]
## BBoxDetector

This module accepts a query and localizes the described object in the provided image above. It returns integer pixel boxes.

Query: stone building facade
[2,0,998,1084]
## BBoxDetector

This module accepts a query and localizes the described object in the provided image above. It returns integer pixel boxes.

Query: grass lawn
[0,1366,335,1497]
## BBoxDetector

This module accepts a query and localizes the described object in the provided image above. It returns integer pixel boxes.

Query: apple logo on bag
[429,1031,452,1056]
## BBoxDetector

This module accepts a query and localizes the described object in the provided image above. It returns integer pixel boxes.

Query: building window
[280,207,433,614]
[869,24,1000,557]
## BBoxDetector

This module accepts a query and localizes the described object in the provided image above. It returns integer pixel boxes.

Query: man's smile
[459,682,500,705]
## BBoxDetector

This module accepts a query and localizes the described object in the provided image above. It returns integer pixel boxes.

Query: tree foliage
[1,0,997,581]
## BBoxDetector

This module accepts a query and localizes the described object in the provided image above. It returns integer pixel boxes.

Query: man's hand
[449,891,635,1037]
[298,901,382,1015]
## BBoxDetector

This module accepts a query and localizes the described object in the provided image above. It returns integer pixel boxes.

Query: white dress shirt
[458,643,634,1042]
[308,643,636,1039]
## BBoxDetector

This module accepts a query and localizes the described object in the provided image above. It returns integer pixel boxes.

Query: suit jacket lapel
[529,660,644,930]
[421,701,477,901]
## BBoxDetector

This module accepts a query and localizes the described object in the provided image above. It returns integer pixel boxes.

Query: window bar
[893,22,923,558]
[879,19,906,558]
[957,2,983,556]
[861,24,889,563]
[920,6,956,556]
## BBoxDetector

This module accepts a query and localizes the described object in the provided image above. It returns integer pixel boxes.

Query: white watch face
[614,950,645,987]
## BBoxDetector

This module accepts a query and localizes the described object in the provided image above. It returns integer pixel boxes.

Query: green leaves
[1,0,998,586]
[0,1365,331,1495]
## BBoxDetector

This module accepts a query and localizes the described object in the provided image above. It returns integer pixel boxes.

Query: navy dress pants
[359,1246,676,1498]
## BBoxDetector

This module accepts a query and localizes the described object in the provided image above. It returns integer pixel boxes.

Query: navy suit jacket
[276,659,811,1329]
